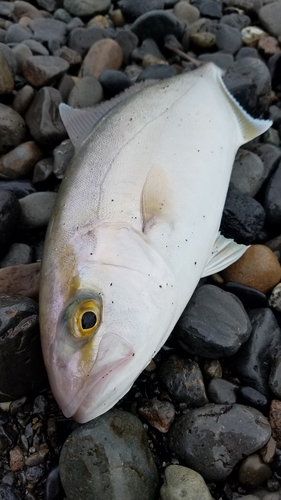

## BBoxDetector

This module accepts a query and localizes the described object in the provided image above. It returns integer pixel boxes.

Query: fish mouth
[58,333,134,421]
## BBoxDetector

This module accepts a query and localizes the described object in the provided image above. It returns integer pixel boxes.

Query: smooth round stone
[119,0,164,22]
[5,24,32,43]
[207,378,238,404]
[115,30,139,66]
[270,400,281,447]
[0,52,14,94]
[220,189,266,245]
[25,87,67,146]
[160,465,213,500]
[199,1,222,18]
[131,11,185,43]
[230,308,281,397]
[99,69,132,99]
[177,285,252,358]
[0,295,47,400]
[259,2,281,38]
[159,356,208,406]
[220,13,251,30]
[222,245,281,294]
[0,243,33,268]
[59,409,159,500]
[223,282,268,309]
[223,57,271,117]
[13,1,42,20]
[238,454,272,487]
[19,192,56,228]
[23,55,69,87]
[0,141,44,180]
[44,467,64,500]
[37,0,61,11]
[190,32,216,49]
[53,139,74,179]
[173,1,200,23]
[64,0,111,17]
[54,46,81,67]
[0,180,35,199]
[56,73,75,102]
[137,64,177,81]
[29,18,67,53]
[22,39,49,56]
[269,53,281,92]
[132,38,165,65]
[236,46,260,60]
[0,484,21,500]
[0,104,26,154]
[245,143,281,180]
[124,64,142,83]
[260,436,277,464]
[12,84,35,115]
[168,404,271,481]
[68,76,104,107]
[54,8,72,22]
[207,23,242,53]
[0,191,21,259]
[33,157,54,183]
[138,398,175,433]
[241,26,266,47]
[230,149,266,197]
[0,262,41,299]
[269,283,281,313]
[67,26,108,56]
[264,161,281,228]
[198,52,234,70]
[81,38,123,79]
[12,43,32,75]
[269,355,281,398]
[0,43,17,77]
[237,386,268,412]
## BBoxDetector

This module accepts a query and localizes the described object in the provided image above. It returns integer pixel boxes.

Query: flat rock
[0,141,43,179]
[29,18,67,53]
[22,55,69,87]
[160,465,213,500]
[168,404,271,481]
[67,26,108,56]
[0,52,13,94]
[81,38,123,78]
[259,2,281,38]
[0,104,26,154]
[59,409,159,500]
[68,76,104,107]
[131,10,185,43]
[54,46,82,67]
[63,0,111,17]
[230,149,266,197]
[0,243,33,268]
[19,192,56,228]
[177,284,252,358]
[0,191,21,259]
[0,263,41,299]
[222,245,281,294]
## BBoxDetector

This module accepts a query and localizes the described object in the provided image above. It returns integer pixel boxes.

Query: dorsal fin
[59,80,158,149]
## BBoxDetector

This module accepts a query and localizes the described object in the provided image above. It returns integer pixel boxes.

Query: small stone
[131,10,185,43]
[33,158,54,183]
[1,243,33,268]
[241,26,266,47]
[203,359,223,379]
[259,2,281,39]
[0,43,17,77]
[160,465,213,500]
[0,52,13,94]
[81,38,123,79]
[133,37,165,65]
[14,1,42,20]
[9,446,25,472]
[22,39,49,56]
[198,52,234,71]
[99,69,132,99]
[54,45,81,66]
[87,14,112,29]
[221,245,281,294]
[115,30,138,66]
[245,143,281,180]
[237,386,268,412]
[269,283,281,312]
[68,26,108,56]
[263,127,280,147]
[0,141,44,180]
[269,354,281,398]
[199,1,222,19]
[230,149,266,197]
[12,85,35,115]
[191,32,216,49]
[63,0,111,17]
[22,55,69,87]
[138,398,175,433]
[68,76,104,107]
[53,139,74,179]
[29,18,67,53]
[54,8,72,23]
[44,467,64,500]
[207,23,242,53]
[110,9,125,27]
[0,191,21,259]
[119,0,164,22]
[207,378,238,404]
[0,485,21,500]
[56,73,75,102]
[236,46,260,60]
[137,64,177,81]
[258,36,281,57]
[5,24,32,44]
[260,437,277,464]
[12,43,33,75]
[173,1,200,23]
[37,0,60,11]
[238,454,272,487]
[19,192,56,228]
[0,263,41,299]
[0,104,26,154]
[221,12,251,29]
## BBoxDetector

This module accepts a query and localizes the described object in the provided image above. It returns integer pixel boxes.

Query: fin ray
[202,232,249,277]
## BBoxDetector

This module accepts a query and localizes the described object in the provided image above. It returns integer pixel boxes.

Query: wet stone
[53,139,73,179]
[19,192,56,228]
[59,409,159,500]
[29,18,67,53]
[63,0,111,18]
[54,45,81,67]
[68,76,104,108]
[0,243,33,268]
[230,308,281,397]
[67,26,108,57]
[0,191,21,259]
[0,179,35,199]
[99,69,132,99]
[44,466,64,500]
[168,404,271,481]
[137,64,177,81]
[159,356,208,406]
[0,104,26,154]
[264,161,281,228]
[203,359,222,379]
[160,465,213,500]
[12,85,35,115]
[138,398,175,433]
[0,141,44,180]
[220,188,266,245]
[238,454,272,487]
[223,282,268,309]
[207,378,238,404]
[269,354,281,398]
[237,386,268,412]
[131,10,185,43]
[81,38,123,79]
[0,484,21,500]
[25,86,67,146]
[22,55,69,87]
[177,284,252,358]
[230,149,266,197]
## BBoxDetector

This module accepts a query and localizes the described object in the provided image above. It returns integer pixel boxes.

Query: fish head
[40,223,177,423]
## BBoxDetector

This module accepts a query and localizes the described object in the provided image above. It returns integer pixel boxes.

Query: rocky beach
[0,0,281,499]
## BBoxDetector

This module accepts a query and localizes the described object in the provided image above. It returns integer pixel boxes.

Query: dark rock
[199,1,222,19]
[236,46,260,60]
[268,53,281,92]
[44,467,64,500]
[68,76,104,107]
[245,142,281,180]
[230,308,281,397]
[59,409,159,500]
[237,386,268,412]
[0,2,15,18]
[25,86,67,146]
[207,378,238,404]
[119,0,165,22]
[0,104,26,154]
[238,454,272,487]
[0,262,41,300]
[0,191,21,259]
[220,13,250,30]
[159,356,208,406]
[53,139,74,179]
[137,64,177,81]
[5,24,32,44]
[54,8,72,23]
[22,55,69,87]
[67,26,108,56]
[115,30,138,66]
[54,45,82,67]
[168,404,271,481]
[220,188,266,245]
[269,354,281,399]
[198,51,234,70]
[12,43,33,76]
[0,243,33,268]
[29,18,67,53]
[33,157,54,183]
[63,0,111,17]
[207,23,242,53]
[0,295,47,401]
[36,0,62,11]
[131,10,185,43]
[223,57,271,117]
[177,284,252,358]
[264,161,281,228]
[230,149,266,197]
[138,398,175,433]
[99,69,132,99]
[19,192,56,228]
[0,484,21,500]
[132,37,165,64]
[0,180,36,199]
[223,282,268,309]
[56,73,75,102]
[12,85,35,116]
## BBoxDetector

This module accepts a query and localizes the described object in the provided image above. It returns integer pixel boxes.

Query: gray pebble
[0,104,26,154]
[12,84,35,115]
[160,465,213,500]
[245,143,281,180]
[207,378,239,404]
[54,8,73,23]
[12,43,32,75]
[29,18,67,53]
[137,64,177,81]
[115,30,138,66]
[238,454,272,487]
[220,13,251,30]
[0,191,21,259]
[19,192,57,228]
[22,39,49,56]
[264,161,281,228]
[269,353,281,398]
[68,25,108,56]
[259,2,281,39]
[63,0,111,17]
[68,76,104,107]
[0,243,33,268]
[36,0,61,11]
[119,0,165,23]
[33,157,54,184]
[230,149,266,197]
[198,51,234,70]
[53,139,74,179]
[5,24,32,44]
[54,45,81,66]
[132,37,165,65]
[207,23,242,53]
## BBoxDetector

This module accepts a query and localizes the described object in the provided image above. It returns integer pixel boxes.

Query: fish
[39,63,272,423]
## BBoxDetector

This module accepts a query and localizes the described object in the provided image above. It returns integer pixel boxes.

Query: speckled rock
[59,409,159,500]
[221,245,281,294]
[269,400,281,447]
[269,282,281,313]
[0,243,33,268]
[0,52,14,94]
[230,149,266,197]
[259,2,281,39]
[22,55,69,87]
[54,45,82,67]
[131,10,185,43]
[19,192,56,228]
[160,465,213,500]
[0,191,21,259]
[259,36,281,58]
[138,399,175,433]
[168,404,271,481]
[0,141,44,180]
[238,454,272,487]
[68,76,104,107]
[63,0,111,17]
[0,104,26,154]
[81,38,123,78]
[241,26,266,47]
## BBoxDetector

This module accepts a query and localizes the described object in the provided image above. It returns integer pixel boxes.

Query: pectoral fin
[141,165,174,233]
[202,232,249,277]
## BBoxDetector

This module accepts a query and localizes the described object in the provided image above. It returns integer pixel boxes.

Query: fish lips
[52,332,134,422]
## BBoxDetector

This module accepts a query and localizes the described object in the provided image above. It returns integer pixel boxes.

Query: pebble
[230,149,266,197]
[0,191,21,259]
[203,359,223,379]
[264,161,281,228]
[258,2,281,39]
[138,398,175,433]
[68,26,108,56]
[54,45,82,67]
[258,36,281,58]
[5,24,32,44]
[191,31,216,49]
[230,308,281,397]
[133,38,165,65]
[68,76,104,107]
[269,282,281,313]
[131,10,185,43]
[0,141,44,180]
[1,243,33,268]
[0,51,14,93]
[59,409,159,500]
[22,39,49,56]
[245,143,281,180]
[12,84,35,115]
[207,378,238,404]
[221,12,251,30]
[199,1,222,19]
[119,0,164,22]
[0,43,17,77]
[177,284,252,358]
[198,51,234,70]
[241,27,266,47]
[173,1,200,23]
[63,0,111,18]
[9,446,25,472]
[168,404,271,481]
[222,245,281,294]
[207,23,242,53]
[137,64,177,81]
[238,454,272,487]
[0,104,26,154]
[81,38,123,78]
[269,355,281,399]
[54,8,72,23]
[237,386,268,412]
[44,466,64,500]
[19,192,56,228]
[13,1,42,20]
[223,282,268,309]
[53,139,73,180]
[270,400,281,447]
[260,437,277,464]
[220,188,266,245]
[22,55,69,87]
[12,43,33,75]
[269,53,281,93]
[99,69,132,99]
[29,18,67,53]
[25,86,67,145]
[115,30,138,66]
[0,262,41,299]
[160,465,213,500]
[0,179,36,199]
[0,484,21,500]
[56,73,75,102]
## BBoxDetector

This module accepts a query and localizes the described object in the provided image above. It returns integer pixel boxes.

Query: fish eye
[66,298,102,339]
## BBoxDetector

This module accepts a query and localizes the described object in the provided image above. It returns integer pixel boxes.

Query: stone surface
[1,243,33,268]
[137,64,177,81]
[81,38,123,78]
[131,10,185,43]
[198,51,234,70]
[238,454,272,487]
[269,400,281,447]
[230,149,266,197]
[237,386,268,412]
[221,245,281,294]
[138,398,175,433]
[264,161,281,228]
[54,45,82,67]
[207,378,238,404]
[9,446,25,472]
[12,85,35,115]
[0,142,43,180]
[59,409,159,500]
[22,55,69,87]
[115,30,138,66]
[63,0,111,17]
[0,191,21,259]
[0,52,14,94]
[168,404,271,481]
[173,1,200,24]
[99,69,132,99]
[12,43,33,76]
[33,157,54,183]
[160,465,213,500]
[0,263,41,300]
[5,24,32,44]
[22,39,49,56]
[68,76,104,107]
[245,143,281,180]
[0,42,17,77]
[177,285,252,358]
[119,0,164,22]
[0,180,35,199]
[53,139,74,179]
[259,2,281,39]
[0,104,26,154]
[68,26,108,56]
[29,18,67,53]
[223,282,268,309]
[269,354,281,398]
[19,192,56,228]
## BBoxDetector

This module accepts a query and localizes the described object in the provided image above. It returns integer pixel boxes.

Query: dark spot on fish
[194,262,197,265]
[110,283,112,286]
[159,285,162,288]
[111,199,114,202]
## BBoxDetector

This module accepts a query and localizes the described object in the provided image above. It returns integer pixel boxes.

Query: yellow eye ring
[67,298,102,339]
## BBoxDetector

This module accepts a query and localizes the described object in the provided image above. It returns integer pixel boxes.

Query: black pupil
[81,311,97,330]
